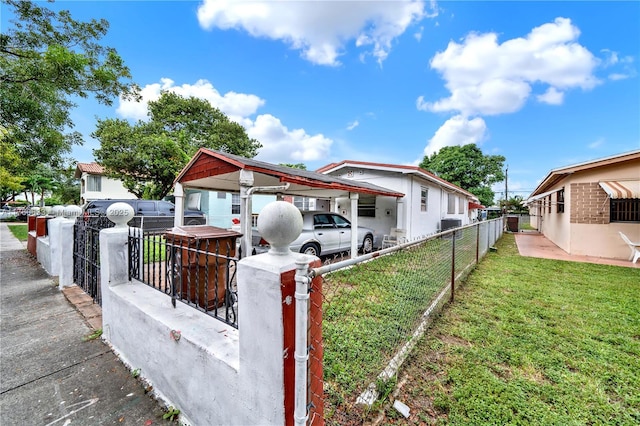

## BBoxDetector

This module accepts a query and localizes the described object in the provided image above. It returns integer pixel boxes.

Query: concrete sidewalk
[0,222,169,425]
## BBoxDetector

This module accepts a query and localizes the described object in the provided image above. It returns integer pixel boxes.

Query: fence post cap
[63,205,82,219]
[257,201,303,255]
[106,202,134,228]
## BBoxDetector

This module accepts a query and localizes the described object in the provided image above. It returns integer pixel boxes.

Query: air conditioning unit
[441,218,462,240]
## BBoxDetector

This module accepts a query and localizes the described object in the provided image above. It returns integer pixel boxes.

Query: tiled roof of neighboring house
[74,162,105,178]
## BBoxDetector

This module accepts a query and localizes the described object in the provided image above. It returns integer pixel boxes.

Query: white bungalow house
[525,149,640,261]
[74,162,136,205]
[316,161,484,241]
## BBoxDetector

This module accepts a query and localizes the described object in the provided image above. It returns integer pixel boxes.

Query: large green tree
[0,0,138,168]
[93,92,262,199]
[420,144,505,207]
[0,135,24,203]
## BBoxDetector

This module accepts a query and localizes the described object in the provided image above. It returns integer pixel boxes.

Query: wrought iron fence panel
[128,229,239,328]
[73,215,114,305]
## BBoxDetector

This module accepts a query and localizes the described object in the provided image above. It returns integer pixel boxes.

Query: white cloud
[588,138,605,149]
[347,120,359,131]
[423,115,487,157]
[248,114,333,163]
[418,17,599,116]
[536,87,564,105]
[414,26,424,42]
[116,79,332,164]
[197,0,435,66]
[608,72,634,81]
[117,78,265,122]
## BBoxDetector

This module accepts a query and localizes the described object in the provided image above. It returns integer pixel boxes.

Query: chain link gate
[73,215,114,305]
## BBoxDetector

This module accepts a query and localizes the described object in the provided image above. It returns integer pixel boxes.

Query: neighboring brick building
[526,150,639,260]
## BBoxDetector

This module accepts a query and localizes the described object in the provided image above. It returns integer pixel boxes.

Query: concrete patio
[514,231,640,269]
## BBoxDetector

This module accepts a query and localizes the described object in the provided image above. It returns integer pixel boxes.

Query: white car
[255,211,376,257]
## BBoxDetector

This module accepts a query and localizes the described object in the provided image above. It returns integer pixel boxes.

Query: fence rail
[309,217,504,421]
[128,228,239,328]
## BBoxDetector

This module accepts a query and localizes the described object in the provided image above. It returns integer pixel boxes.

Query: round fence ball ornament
[257,201,303,255]
[106,202,134,228]
[63,205,82,219]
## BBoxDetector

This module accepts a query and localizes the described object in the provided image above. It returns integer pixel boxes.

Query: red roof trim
[175,149,405,198]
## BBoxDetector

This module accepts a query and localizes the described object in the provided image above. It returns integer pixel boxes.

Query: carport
[172,148,404,258]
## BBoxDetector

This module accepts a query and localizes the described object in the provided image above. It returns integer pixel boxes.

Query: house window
[420,187,428,212]
[231,193,240,214]
[447,194,456,214]
[358,196,376,217]
[548,196,551,213]
[293,197,311,211]
[87,175,101,192]
[610,199,640,222]
[458,197,465,214]
[557,189,565,213]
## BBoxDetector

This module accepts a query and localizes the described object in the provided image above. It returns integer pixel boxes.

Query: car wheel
[301,243,320,257]
[185,219,200,226]
[361,235,374,254]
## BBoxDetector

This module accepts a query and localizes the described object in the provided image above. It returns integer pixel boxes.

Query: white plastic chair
[619,232,640,264]
[382,228,407,249]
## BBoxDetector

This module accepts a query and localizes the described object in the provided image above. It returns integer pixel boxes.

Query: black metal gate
[73,216,114,305]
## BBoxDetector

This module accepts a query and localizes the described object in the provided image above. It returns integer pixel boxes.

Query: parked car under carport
[254,211,377,257]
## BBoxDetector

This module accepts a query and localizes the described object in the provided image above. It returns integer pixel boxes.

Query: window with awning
[599,180,640,199]
[600,180,640,223]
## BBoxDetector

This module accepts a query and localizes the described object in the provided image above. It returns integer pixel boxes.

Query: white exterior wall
[326,168,472,241]
[81,173,136,202]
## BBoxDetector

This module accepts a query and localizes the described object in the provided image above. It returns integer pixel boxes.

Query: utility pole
[504,165,508,214]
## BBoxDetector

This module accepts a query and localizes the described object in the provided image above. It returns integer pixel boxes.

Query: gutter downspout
[240,182,290,256]
[294,259,311,426]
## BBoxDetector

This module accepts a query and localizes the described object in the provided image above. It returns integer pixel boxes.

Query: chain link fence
[308,217,504,424]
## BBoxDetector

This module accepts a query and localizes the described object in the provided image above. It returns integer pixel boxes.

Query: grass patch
[142,235,166,264]
[321,230,488,423]
[7,223,28,241]
[379,233,640,425]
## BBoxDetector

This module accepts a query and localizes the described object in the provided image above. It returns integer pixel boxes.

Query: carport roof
[174,148,405,199]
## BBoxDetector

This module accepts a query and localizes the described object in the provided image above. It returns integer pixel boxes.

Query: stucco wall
[326,168,471,240]
[99,227,307,425]
[570,222,640,259]
[536,158,639,259]
[82,173,137,201]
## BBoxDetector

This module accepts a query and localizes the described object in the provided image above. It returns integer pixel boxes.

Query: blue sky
[5,1,639,200]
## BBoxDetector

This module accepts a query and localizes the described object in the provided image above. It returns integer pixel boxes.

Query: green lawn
[376,233,640,425]
[7,224,28,241]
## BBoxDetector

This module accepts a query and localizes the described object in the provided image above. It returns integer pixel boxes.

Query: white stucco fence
[36,202,316,424]
[98,200,311,425]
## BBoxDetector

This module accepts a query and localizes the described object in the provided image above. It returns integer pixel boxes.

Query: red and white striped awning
[599,180,640,199]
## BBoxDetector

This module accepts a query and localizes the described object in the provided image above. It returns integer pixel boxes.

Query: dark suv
[83,199,206,230]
